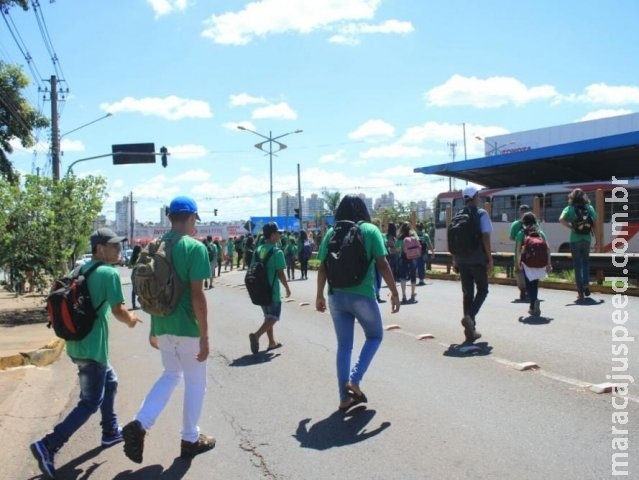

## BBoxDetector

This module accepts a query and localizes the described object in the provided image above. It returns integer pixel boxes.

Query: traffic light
[160,146,168,168]
[294,208,300,219]
[214,209,218,216]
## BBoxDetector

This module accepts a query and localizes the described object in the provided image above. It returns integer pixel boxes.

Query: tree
[0,174,107,293]
[0,61,50,184]
[0,1,29,9]
[321,190,341,215]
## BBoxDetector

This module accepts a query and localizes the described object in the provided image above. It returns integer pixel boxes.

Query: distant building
[277,192,302,217]
[415,200,433,221]
[159,205,170,227]
[304,193,325,218]
[373,191,396,213]
[114,196,131,236]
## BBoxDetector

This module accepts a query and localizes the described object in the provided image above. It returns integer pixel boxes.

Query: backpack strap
[80,261,107,311]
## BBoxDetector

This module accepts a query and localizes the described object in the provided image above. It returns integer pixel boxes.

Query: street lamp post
[237,126,303,220]
[53,112,113,180]
[475,136,515,156]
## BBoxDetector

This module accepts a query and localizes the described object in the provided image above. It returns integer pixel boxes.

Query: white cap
[462,186,479,198]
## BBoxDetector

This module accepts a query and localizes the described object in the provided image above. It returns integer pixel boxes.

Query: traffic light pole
[65,150,167,176]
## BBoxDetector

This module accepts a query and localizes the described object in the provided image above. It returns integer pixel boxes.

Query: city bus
[432,178,639,254]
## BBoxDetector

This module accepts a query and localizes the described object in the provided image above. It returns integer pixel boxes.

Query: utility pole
[297,163,302,231]
[129,191,135,244]
[447,141,457,191]
[50,75,61,181]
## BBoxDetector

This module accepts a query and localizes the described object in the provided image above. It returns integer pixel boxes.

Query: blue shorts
[261,302,282,321]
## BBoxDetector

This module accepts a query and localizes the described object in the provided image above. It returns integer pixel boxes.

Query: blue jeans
[570,240,591,294]
[328,291,383,402]
[44,359,118,451]
[458,264,489,322]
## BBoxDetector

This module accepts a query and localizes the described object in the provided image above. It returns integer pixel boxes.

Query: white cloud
[425,74,558,108]
[229,93,268,107]
[172,168,211,182]
[348,119,395,141]
[319,149,347,164]
[577,83,639,105]
[360,143,428,159]
[100,96,213,120]
[201,0,412,45]
[329,19,413,45]
[146,0,189,18]
[577,109,634,122]
[252,102,298,120]
[168,144,208,159]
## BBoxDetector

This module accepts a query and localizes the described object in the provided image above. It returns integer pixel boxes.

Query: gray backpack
[133,236,184,316]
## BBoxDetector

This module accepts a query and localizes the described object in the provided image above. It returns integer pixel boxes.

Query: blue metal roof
[414,131,639,188]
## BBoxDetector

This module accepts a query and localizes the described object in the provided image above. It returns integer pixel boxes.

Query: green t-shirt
[255,243,286,303]
[560,204,597,243]
[150,232,211,337]
[317,222,386,299]
[66,261,125,364]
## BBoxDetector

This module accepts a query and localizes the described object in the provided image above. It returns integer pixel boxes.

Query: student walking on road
[122,196,214,464]
[315,195,400,412]
[451,186,493,343]
[30,228,142,480]
[248,222,291,354]
[509,204,531,301]
[515,212,552,317]
[559,188,597,301]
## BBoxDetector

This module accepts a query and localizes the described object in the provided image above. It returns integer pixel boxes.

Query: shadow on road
[293,408,390,450]
[518,315,553,325]
[566,297,605,307]
[443,342,493,357]
[112,457,192,479]
[229,351,280,367]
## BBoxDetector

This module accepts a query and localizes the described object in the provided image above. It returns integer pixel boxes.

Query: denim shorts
[261,302,282,321]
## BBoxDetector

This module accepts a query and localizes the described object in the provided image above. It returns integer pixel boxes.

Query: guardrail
[428,252,639,280]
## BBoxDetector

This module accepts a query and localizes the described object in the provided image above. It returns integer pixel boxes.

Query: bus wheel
[558,243,571,253]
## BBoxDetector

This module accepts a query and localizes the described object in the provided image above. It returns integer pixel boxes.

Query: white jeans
[135,335,207,442]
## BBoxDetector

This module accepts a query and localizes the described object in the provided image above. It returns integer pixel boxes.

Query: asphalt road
[3,267,638,479]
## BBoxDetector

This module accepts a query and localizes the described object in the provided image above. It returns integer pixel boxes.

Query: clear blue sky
[3,0,638,222]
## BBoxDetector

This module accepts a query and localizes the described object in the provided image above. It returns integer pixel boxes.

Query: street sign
[112,143,156,165]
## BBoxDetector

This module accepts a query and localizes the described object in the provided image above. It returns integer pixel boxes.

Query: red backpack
[521,229,548,268]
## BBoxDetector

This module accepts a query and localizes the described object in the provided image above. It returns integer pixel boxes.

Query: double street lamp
[475,135,515,156]
[237,126,303,220]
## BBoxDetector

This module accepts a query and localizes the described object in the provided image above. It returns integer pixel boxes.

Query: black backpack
[324,221,371,289]
[244,247,278,306]
[46,262,106,341]
[448,206,482,256]
[572,205,594,235]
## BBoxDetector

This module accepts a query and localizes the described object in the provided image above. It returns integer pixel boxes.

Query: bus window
[452,198,466,212]
[604,188,639,223]
[491,194,516,222]
[542,192,565,223]
[435,201,451,228]
[518,194,539,213]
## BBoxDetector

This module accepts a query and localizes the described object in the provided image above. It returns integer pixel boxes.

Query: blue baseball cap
[169,196,201,220]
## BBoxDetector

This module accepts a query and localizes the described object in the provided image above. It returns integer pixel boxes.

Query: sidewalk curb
[0,338,65,370]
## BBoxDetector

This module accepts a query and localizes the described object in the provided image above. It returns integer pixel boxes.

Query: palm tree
[321,190,341,215]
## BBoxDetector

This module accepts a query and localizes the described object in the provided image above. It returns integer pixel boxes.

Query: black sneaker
[180,433,216,459]
[30,440,56,479]
[122,420,146,464]
[376,296,386,303]
[461,315,479,343]
[584,287,591,297]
